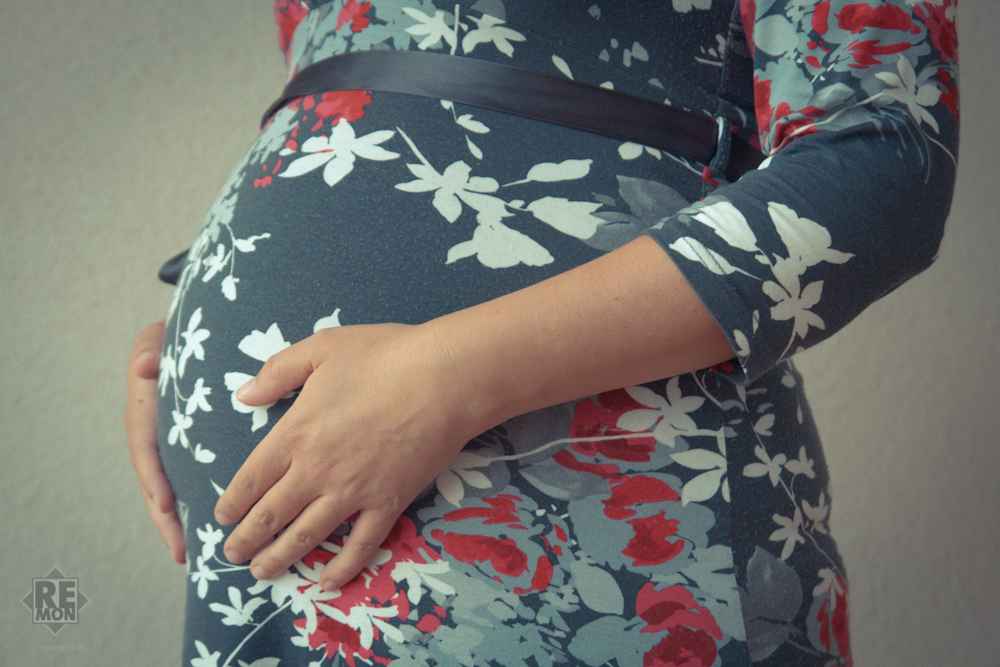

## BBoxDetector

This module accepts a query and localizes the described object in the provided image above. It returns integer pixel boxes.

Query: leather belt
[261,49,765,181]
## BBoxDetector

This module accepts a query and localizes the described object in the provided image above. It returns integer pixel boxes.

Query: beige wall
[1,2,996,665]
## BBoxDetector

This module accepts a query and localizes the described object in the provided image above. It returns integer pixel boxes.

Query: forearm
[418,233,734,430]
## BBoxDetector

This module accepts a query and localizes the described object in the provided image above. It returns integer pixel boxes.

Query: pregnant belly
[153,89,704,505]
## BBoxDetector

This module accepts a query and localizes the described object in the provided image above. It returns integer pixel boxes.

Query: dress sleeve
[638,0,960,386]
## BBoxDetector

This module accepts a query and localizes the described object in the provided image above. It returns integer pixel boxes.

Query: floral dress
[154,1,959,665]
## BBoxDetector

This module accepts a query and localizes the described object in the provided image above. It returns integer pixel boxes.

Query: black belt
[157,49,764,285]
[261,49,764,179]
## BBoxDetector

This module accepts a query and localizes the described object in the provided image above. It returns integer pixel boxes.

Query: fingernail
[320,578,337,592]
[236,378,256,401]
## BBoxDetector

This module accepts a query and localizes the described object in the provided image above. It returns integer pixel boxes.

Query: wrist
[413,310,525,436]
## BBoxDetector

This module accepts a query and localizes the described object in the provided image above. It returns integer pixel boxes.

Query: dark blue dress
[155,1,959,665]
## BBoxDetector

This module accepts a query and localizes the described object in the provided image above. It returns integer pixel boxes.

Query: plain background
[1,1,996,665]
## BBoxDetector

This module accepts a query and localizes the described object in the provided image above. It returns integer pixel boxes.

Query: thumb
[236,342,316,405]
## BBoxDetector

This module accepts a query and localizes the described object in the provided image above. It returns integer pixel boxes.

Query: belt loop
[700,114,733,197]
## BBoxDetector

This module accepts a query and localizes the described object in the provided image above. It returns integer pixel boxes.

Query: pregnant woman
[123,1,959,665]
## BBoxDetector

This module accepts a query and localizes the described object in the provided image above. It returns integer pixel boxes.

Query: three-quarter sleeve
[639,0,960,386]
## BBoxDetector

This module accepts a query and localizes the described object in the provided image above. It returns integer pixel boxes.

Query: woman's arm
[422,0,961,428]
[419,233,736,429]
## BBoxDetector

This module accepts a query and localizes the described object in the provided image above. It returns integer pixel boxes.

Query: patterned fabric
[155,1,958,666]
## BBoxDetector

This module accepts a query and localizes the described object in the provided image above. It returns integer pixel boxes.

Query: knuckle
[282,422,309,448]
[293,530,314,546]
[384,492,405,513]
[260,353,287,384]
[239,471,257,496]
[352,539,379,555]
[254,507,277,531]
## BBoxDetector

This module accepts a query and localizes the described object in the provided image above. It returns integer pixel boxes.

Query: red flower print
[937,69,959,118]
[273,0,309,61]
[914,0,958,64]
[336,0,373,33]
[428,491,554,594]
[643,626,720,667]
[835,2,919,34]
[432,531,528,577]
[623,512,686,566]
[295,516,448,665]
[845,37,911,68]
[568,389,659,463]
[596,475,689,566]
[636,582,723,667]
[812,1,831,36]
[813,573,852,664]
[603,475,681,521]
[738,0,757,56]
[311,90,375,132]
[708,358,737,375]
[442,493,526,528]
[754,75,825,152]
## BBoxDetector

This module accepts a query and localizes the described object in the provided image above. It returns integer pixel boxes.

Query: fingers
[319,508,398,592]
[235,334,322,405]
[143,489,186,564]
[222,472,317,566]
[247,494,355,581]
[129,320,166,380]
[213,413,298,525]
[125,320,175,514]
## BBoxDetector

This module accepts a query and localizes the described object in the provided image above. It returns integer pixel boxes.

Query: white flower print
[209,586,268,627]
[196,523,225,562]
[617,378,705,446]
[445,212,554,268]
[313,307,343,333]
[192,555,221,600]
[248,561,342,636]
[157,345,175,396]
[191,640,221,667]
[691,200,759,253]
[461,13,526,57]
[672,0,712,12]
[671,440,731,505]
[769,507,806,560]
[767,202,855,270]
[179,307,211,378]
[391,556,456,605]
[395,159,500,223]
[185,377,213,416]
[224,323,293,432]
[784,445,816,478]
[402,7,458,51]
[802,490,830,535]
[813,565,843,597]
[279,118,400,188]
[875,55,942,133]
[744,444,788,487]
[313,601,404,650]
[525,196,605,240]
[168,409,193,449]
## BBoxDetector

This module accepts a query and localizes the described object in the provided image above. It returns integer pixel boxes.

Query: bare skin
[124,320,186,564]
